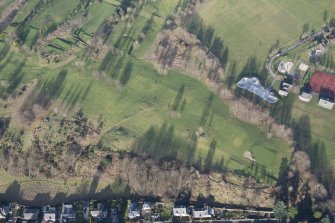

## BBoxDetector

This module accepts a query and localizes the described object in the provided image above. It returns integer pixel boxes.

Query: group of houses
[172,205,276,222]
[0,199,279,222]
[173,205,213,220]
[278,61,335,110]
[0,201,118,223]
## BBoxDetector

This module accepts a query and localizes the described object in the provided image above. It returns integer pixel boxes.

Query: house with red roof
[305,71,335,109]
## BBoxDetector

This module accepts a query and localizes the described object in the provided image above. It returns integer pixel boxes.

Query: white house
[173,206,188,217]
[191,206,212,219]
[23,208,40,221]
[42,206,56,223]
[318,96,334,110]
[299,91,312,102]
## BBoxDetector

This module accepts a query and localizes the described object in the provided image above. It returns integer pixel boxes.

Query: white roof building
[299,91,312,102]
[23,208,40,221]
[42,206,56,222]
[128,210,140,219]
[318,96,334,110]
[43,212,56,222]
[191,207,212,219]
[298,62,309,73]
[60,204,75,223]
[142,202,151,211]
[0,205,10,219]
[90,203,107,219]
[173,206,188,217]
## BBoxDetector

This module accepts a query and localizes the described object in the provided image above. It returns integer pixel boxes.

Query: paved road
[266,29,325,89]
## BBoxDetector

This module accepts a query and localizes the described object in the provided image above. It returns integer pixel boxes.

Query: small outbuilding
[299,91,312,102]
[278,76,293,96]
[298,62,309,74]
[278,61,293,74]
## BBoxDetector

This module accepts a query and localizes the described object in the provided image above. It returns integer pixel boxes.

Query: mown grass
[198,0,335,72]
[291,94,335,168]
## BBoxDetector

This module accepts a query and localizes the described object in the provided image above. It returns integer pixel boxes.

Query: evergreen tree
[273,201,288,221]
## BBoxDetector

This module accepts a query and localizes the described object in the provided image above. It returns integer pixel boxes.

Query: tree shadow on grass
[0,181,22,203]
[3,59,26,97]
[35,69,68,108]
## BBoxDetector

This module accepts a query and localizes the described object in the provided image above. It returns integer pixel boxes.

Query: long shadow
[110,56,124,79]
[0,181,21,202]
[0,44,10,59]
[0,117,10,138]
[4,59,26,97]
[60,81,92,110]
[0,52,13,74]
[35,69,68,108]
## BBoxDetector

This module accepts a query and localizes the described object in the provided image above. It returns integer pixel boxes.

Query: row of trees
[182,13,229,68]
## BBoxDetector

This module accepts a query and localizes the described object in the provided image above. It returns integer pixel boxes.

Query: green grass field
[199,0,335,72]
[291,96,335,167]
[199,0,335,169]
[0,0,291,189]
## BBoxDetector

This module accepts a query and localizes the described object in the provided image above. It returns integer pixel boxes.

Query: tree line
[182,13,229,68]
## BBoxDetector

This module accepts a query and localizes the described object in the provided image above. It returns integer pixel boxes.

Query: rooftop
[173,206,188,217]
[318,96,335,110]
[23,208,40,221]
[192,207,212,219]
[309,71,335,97]
[299,62,309,72]
[237,77,278,103]
[299,91,312,102]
